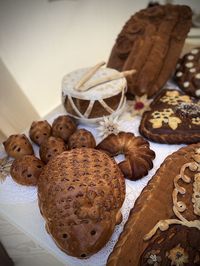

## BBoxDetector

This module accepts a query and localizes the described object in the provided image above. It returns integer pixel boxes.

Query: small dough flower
[97,116,120,139]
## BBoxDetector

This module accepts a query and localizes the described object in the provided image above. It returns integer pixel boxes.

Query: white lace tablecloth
[0,104,184,266]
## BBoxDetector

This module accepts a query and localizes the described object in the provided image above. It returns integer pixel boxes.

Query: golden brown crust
[68,129,96,149]
[3,134,34,159]
[139,89,200,144]
[107,143,200,266]
[10,155,44,186]
[97,132,155,180]
[107,4,192,97]
[39,136,66,164]
[38,148,125,258]
[52,115,77,142]
[29,120,52,146]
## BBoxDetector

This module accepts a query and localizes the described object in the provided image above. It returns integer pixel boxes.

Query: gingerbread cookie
[139,89,200,144]
[107,144,200,266]
[175,47,200,98]
[107,4,192,98]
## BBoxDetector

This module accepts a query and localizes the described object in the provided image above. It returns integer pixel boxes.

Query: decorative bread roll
[68,129,96,149]
[107,4,192,97]
[52,115,76,142]
[29,120,52,145]
[174,47,200,98]
[3,134,34,159]
[39,136,66,164]
[38,148,125,258]
[10,155,44,186]
[97,132,155,180]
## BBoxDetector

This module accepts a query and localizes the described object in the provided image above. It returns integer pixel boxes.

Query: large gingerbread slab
[139,89,200,144]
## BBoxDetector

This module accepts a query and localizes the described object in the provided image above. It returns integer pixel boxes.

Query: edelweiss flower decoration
[129,94,151,117]
[97,116,120,139]
[0,156,13,183]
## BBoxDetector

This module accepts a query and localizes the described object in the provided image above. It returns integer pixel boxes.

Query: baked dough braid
[97,132,155,180]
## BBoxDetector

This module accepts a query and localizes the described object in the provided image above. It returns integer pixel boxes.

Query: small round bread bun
[52,115,76,142]
[68,129,96,149]
[29,120,51,145]
[39,136,66,164]
[10,155,44,186]
[3,134,34,159]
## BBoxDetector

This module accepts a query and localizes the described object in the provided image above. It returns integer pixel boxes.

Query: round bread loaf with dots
[10,155,44,186]
[3,134,34,159]
[52,115,76,142]
[29,120,52,145]
[68,129,96,149]
[38,148,125,258]
[175,47,200,98]
[39,136,66,164]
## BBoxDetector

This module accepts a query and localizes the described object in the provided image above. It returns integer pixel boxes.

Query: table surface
[0,103,185,266]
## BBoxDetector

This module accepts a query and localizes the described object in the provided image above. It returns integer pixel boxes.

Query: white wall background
[0,0,199,117]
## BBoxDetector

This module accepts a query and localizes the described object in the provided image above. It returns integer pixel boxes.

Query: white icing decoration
[183,81,190,88]
[176,71,183,77]
[195,89,200,97]
[189,68,196,73]
[144,151,200,241]
[191,49,199,54]
[195,73,200,79]
[185,62,194,68]
[187,55,194,60]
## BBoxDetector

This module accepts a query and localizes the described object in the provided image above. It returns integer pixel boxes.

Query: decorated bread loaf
[52,115,77,142]
[3,134,34,159]
[107,4,192,97]
[174,47,200,98]
[29,120,52,146]
[38,148,125,258]
[97,132,155,180]
[107,144,200,266]
[68,129,96,149]
[10,155,44,186]
[39,136,66,163]
[139,89,200,144]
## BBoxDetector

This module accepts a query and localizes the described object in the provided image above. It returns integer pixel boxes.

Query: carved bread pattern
[29,120,52,146]
[107,143,200,266]
[39,136,66,164]
[107,4,192,97]
[52,115,77,142]
[97,132,155,180]
[38,148,125,258]
[10,155,44,186]
[3,134,34,159]
[68,129,96,149]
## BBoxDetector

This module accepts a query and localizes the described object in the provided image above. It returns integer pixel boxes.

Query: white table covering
[0,104,184,266]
